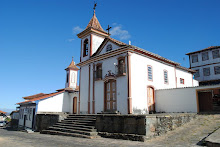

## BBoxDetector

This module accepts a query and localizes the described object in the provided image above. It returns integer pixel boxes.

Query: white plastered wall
[37,93,64,113]
[80,66,89,114]
[92,34,105,55]
[155,84,220,113]
[130,53,196,114]
[69,70,78,89]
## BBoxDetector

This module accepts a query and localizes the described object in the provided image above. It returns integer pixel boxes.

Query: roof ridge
[86,13,105,32]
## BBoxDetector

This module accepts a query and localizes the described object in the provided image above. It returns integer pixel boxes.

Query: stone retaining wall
[96,113,196,141]
[35,113,68,132]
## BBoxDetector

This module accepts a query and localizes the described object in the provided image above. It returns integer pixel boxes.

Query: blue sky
[0,0,220,112]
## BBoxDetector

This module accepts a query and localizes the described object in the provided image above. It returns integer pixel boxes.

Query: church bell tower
[65,58,79,90]
[77,5,109,62]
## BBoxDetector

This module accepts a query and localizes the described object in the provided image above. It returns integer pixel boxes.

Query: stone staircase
[41,115,98,139]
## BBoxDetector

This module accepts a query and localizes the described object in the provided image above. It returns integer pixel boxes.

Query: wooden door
[198,91,213,112]
[105,80,117,112]
[73,97,77,114]
[147,87,155,112]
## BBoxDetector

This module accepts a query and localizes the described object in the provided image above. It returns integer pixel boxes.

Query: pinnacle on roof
[85,12,105,32]
[65,57,79,71]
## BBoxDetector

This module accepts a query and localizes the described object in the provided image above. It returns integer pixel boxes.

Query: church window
[66,73,69,83]
[106,44,112,52]
[117,57,126,76]
[83,39,89,57]
[202,52,209,61]
[192,55,198,63]
[148,65,153,81]
[95,63,102,80]
[214,66,220,75]
[180,78,184,84]
[212,50,220,59]
[164,70,168,84]
[203,67,210,76]
[194,69,200,78]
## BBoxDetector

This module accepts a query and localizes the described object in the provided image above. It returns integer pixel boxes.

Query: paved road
[0,114,219,147]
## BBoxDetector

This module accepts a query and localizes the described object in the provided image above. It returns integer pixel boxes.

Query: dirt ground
[0,114,219,147]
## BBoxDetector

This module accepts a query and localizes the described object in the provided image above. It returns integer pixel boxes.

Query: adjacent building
[186,46,220,85]
[17,59,79,130]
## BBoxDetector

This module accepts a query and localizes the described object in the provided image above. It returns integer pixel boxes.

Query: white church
[17,8,200,130]
[76,10,199,115]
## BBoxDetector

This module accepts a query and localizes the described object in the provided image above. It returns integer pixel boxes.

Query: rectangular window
[203,67,210,76]
[192,55,198,63]
[194,69,200,78]
[164,70,168,84]
[95,64,102,80]
[180,78,184,84]
[202,52,209,61]
[148,65,153,81]
[212,50,220,59]
[214,66,220,75]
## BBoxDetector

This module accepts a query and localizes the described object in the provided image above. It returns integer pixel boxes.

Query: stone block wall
[95,115,146,135]
[145,113,196,139]
[35,113,68,132]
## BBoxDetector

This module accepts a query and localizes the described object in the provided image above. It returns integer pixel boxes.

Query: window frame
[214,66,220,75]
[192,54,198,63]
[95,63,102,80]
[106,44,112,52]
[180,78,184,84]
[203,67,210,76]
[117,56,126,76]
[83,39,89,57]
[202,52,209,61]
[194,69,200,78]
[164,70,169,84]
[147,65,153,81]
[212,50,220,59]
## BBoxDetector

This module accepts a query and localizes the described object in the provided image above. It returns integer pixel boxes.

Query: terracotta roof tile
[23,93,47,100]
[17,90,64,105]
[65,59,79,71]
[86,13,105,32]
[186,46,220,55]
[0,110,6,114]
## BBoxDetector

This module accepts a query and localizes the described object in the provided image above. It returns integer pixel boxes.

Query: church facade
[76,12,199,115]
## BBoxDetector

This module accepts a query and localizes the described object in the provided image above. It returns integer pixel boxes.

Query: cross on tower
[93,2,97,13]
[106,25,112,35]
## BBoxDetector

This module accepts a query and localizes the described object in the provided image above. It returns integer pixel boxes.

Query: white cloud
[110,24,131,40]
[67,38,75,42]
[72,26,83,34]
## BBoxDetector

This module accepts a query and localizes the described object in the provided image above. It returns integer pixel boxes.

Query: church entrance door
[73,97,77,114]
[104,80,117,112]
[147,87,155,113]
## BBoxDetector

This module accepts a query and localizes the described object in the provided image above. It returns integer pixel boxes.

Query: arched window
[83,39,89,56]
[106,44,112,52]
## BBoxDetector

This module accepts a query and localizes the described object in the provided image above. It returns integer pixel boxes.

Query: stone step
[54,123,95,129]
[58,121,95,126]
[51,125,97,132]
[47,127,98,136]
[61,119,95,123]
[67,115,96,118]
[65,117,96,121]
[41,130,97,139]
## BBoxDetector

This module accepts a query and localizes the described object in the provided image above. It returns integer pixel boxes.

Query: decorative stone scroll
[103,70,116,82]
